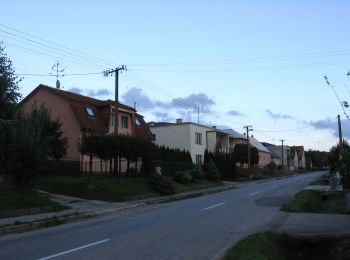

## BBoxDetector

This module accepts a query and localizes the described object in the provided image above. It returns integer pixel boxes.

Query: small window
[121,116,128,128]
[195,132,202,145]
[152,134,156,141]
[135,118,142,126]
[196,154,203,165]
[85,107,95,117]
[110,113,115,126]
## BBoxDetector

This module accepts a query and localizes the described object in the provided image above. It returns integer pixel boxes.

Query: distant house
[266,147,282,166]
[289,147,299,171]
[20,84,152,172]
[149,119,230,164]
[295,146,306,169]
[221,129,272,167]
[265,145,290,169]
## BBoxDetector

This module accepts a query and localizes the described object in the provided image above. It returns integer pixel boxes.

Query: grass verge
[0,189,68,218]
[281,190,349,214]
[223,231,350,260]
[38,176,222,202]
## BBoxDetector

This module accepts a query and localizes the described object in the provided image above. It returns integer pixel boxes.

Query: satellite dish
[56,80,60,90]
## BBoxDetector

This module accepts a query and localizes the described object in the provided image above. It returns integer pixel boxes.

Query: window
[121,116,128,128]
[152,134,156,141]
[195,132,202,145]
[85,107,95,117]
[196,154,203,165]
[135,118,141,126]
[110,113,115,126]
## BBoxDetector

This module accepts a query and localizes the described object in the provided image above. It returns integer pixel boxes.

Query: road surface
[0,172,324,259]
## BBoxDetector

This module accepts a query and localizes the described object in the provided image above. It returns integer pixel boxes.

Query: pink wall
[259,151,272,167]
[21,88,82,161]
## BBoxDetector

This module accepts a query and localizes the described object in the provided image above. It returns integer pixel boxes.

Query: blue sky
[2,0,350,151]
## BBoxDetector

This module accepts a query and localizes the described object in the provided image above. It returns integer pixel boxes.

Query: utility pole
[103,65,127,135]
[244,125,253,168]
[337,114,344,176]
[280,139,285,168]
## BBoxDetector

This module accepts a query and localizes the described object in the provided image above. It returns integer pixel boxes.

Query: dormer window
[135,118,141,126]
[85,107,95,117]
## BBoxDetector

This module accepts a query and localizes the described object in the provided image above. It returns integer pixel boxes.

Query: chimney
[176,118,183,124]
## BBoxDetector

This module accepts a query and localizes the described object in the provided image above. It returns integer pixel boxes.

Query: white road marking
[38,239,110,260]
[204,202,226,210]
[249,191,260,196]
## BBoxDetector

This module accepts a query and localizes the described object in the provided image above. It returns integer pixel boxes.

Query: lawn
[0,189,68,218]
[38,176,222,202]
[38,176,157,202]
[223,231,350,260]
[281,190,349,214]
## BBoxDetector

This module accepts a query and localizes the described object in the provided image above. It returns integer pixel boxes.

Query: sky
[1,0,350,151]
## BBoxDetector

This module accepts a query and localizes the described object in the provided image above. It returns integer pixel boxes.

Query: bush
[149,174,175,195]
[174,171,192,184]
[266,162,277,174]
[202,161,221,181]
[189,169,205,181]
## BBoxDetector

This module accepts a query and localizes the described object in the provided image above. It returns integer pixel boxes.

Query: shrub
[202,161,221,181]
[149,174,175,195]
[174,171,192,184]
[266,162,277,174]
[189,169,205,181]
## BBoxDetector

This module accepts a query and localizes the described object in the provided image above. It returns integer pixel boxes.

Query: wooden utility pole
[103,65,127,135]
[244,125,253,167]
[337,114,344,176]
[280,139,285,168]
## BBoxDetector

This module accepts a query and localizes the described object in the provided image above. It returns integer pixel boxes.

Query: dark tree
[0,43,21,120]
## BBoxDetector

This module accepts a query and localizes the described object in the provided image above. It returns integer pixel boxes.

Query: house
[295,146,306,169]
[265,145,290,170]
[20,84,152,172]
[149,119,230,164]
[266,147,282,166]
[220,129,248,153]
[289,147,299,171]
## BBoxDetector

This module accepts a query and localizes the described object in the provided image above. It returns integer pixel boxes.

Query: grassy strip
[38,176,157,202]
[223,231,350,260]
[38,176,222,202]
[281,190,349,214]
[0,189,68,218]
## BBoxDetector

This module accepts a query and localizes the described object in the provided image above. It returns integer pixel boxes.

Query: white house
[149,119,229,164]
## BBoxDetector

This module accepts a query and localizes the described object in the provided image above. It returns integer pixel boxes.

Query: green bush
[174,171,193,184]
[202,161,221,181]
[189,169,205,181]
[266,162,277,174]
[149,174,175,195]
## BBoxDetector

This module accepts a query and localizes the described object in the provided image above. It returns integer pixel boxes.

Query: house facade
[149,120,230,164]
[20,84,152,172]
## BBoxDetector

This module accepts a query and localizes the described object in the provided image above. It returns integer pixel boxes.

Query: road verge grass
[223,231,350,260]
[281,190,349,214]
[38,176,222,202]
[0,189,69,218]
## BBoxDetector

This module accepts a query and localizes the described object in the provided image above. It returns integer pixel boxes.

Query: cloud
[266,109,294,120]
[171,93,215,109]
[86,88,111,97]
[122,87,155,110]
[226,110,244,117]
[67,87,83,95]
[307,118,350,138]
[67,87,110,97]
[122,87,216,112]
[153,111,175,122]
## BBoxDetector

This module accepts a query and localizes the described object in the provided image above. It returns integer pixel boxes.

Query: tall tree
[0,43,21,120]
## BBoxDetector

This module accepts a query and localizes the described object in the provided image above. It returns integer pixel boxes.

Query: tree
[0,43,21,120]
[328,141,350,174]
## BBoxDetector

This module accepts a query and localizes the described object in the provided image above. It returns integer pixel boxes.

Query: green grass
[223,232,285,260]
[281,190,349,214]
[38,176,223,202]
[173,179,223,192]
[0,189,68,215]
[309,177,330,185]
[38,176,157,202]
[223,231,350,260]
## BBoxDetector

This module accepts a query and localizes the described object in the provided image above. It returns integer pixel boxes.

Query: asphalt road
[0,172,324,260]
